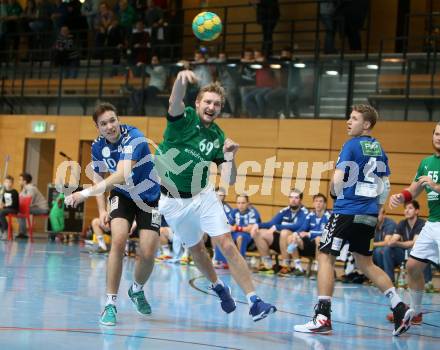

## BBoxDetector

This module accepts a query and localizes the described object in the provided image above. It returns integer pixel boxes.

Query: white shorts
[410,221,440,265]
[158,187,230,248]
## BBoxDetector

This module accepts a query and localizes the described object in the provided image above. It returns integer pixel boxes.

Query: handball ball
[192,12,222,41]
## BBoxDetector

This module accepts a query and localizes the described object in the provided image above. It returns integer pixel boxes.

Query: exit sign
[32,121,47,133]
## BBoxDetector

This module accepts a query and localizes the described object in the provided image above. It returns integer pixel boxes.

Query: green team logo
[360,141,382,156]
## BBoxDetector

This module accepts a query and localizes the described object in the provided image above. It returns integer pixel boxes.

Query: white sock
[246,292,258,306]
[384,287,402,309]
[318,295,331,301]
[212,279,224,288]
[262,256,272,268]
[162,245,171,256]
[409,289,424,314]
[97,235,107,250]
[294,259,303,271]
[106,294,117,306]
[132,280,144,293]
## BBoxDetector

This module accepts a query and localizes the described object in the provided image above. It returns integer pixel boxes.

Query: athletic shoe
[213,261,229,269]
[180,256,190,265]
[278,266,291,277]
[392,302,415,336]
[292,268,305,276]
[155,254,172,261]
[128,286,152,315]
[249,297,277,322]
[100,304,117,326]
[258,265,275,275]
[210,283,236,313]
[387,312,422,325]
[294,301,332,334]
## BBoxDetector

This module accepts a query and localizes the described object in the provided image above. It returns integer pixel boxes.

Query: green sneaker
[100,304,117,326]
[128,286,152,315]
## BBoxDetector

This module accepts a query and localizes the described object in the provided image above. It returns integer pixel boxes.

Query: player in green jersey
[389,122,440,326]
[156,69,276,321]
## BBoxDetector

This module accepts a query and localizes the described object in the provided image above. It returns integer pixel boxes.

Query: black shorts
[299,236,317,257]
[319,213,377,256]
[109,190,161,233]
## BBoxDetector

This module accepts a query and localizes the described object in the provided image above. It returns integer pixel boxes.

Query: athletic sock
[106,294,117,306]
[97,235,107,250]
[161,245,171,256]
[384,287,402,309]
[132,280,144,293]
[262,256,272,269]
[409,289,424,314]
[246,292,258,307]
[294,259,303,271]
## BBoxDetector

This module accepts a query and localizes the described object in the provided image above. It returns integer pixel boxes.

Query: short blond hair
[196,81,226,107]
[352,104,379,129]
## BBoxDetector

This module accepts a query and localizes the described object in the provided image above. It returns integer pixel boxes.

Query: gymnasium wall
[0,115,434,232]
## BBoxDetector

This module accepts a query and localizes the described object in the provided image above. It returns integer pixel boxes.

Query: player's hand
[418,175,436,189]
[389,193,404,209]
[99,211,110,230]
[250,223,259,235]
[64,192,86,208]
[299,231,309,238]
[177,69,197,85]
[223,139,239,159]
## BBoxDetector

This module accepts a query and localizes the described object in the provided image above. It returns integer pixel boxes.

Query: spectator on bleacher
[243,51,278,118]
[375,200,432,286]
[144,0,164,53]
[372,208,397,269]
[0,0,22,54]
[286,193,331,277]
[81,0,99,30]
[53,25,80,78]
[250,188,308,274]
[127,19,150,66]
[0,175,19,240]
[114,0,136,38]
[17,172,49,239]
[250,0,279,57]
[319,0,338,54]
[263,47,302,118]
[208,52,237,116]
[51,0,69,31]
[29,0,54,33]
[129,54,167,115]
[94,2,124,67]
[214,194,261,268]
[337,0,369,51]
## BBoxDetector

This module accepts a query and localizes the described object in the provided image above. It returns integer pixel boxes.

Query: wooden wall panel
[234,147,276,176]
[147,117,167,145]
[278,120,332,149]
[272,178,329,207]
[275,149,333,179]
[387,153,429,184]
[216,119,279,148]
[80,116,98,141]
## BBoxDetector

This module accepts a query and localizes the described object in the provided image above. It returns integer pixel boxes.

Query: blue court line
[189,276,440,339]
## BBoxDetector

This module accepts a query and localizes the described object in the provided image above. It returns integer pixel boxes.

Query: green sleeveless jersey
[414,154,440,222]
[155,107,225,194]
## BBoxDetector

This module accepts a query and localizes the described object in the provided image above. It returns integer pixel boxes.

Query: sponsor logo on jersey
[427,190,439,201]
[360,141,382,156]
[102,146,111,158]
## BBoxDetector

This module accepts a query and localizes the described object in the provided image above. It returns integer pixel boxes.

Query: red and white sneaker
[392,302,415,336]
[294,313,332,334]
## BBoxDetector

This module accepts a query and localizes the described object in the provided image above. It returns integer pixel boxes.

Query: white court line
[33,251,65,254]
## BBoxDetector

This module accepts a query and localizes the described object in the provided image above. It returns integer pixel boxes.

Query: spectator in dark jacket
[251,0,280,56]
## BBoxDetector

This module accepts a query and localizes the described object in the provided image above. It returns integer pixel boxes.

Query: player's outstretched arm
[65,160,136,208]
[389,180,423,209]
[168,70,198,117]
[220,138,239,185]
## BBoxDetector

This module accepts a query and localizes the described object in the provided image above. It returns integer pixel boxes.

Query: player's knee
[280,229,291,238]
[250,229,259,239]
[218,237,237,257]
[406,258,425,276]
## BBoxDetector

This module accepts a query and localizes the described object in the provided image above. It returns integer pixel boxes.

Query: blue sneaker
[249,297,277,322]
[210,283,236,313]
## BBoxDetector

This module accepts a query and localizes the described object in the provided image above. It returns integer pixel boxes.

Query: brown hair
[352,104,379,129]
[290,188,303,200]
[196,81,226,107]
[313,193,327,203]
[236,193,249,202]
[92,102,118,124]
[5,175,14,182]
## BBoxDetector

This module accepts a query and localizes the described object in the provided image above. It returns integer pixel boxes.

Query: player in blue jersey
[287,193,331,275]
[251,188,308,274]
[214,193,261,267]
[65,102,161,326]
[294,105,414,336]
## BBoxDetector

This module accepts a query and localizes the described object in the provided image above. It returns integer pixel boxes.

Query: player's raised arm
[389,180,425,209]
[168,70,198,117]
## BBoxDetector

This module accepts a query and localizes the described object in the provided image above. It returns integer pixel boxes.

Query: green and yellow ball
[192,12,222,41]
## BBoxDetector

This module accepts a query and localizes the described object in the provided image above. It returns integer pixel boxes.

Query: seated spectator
[87,216,111,253]
[129,54,167,115]
[17,172,49,239]
[286,193,331,276]
[374,200,432,286]
[214,194,261,268]
[53,25,80,78]
[144,0,165,53]
[0,175,19,240]
[127,19,150,66]
[264,47,303,118]
[372,207,397,272]
[250,188,308,274]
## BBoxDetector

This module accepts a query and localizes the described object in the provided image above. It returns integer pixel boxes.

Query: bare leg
[279,229,293,260]
[107,218,130,294]
[134,229,159,284]
[353,252,394,292]
[250,228,274,256]
[317,252,336,296]
[189,240,218,283]
[407,257,426,291]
